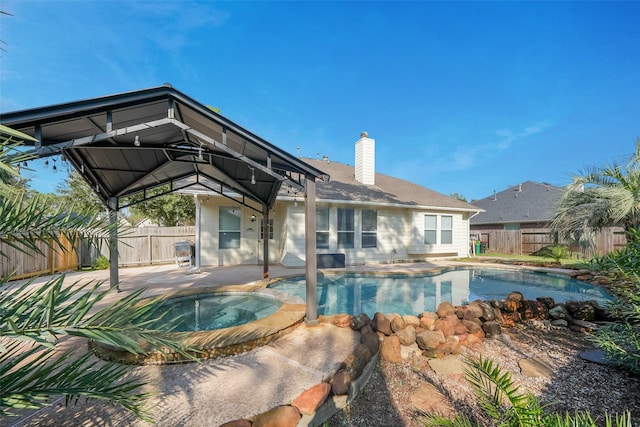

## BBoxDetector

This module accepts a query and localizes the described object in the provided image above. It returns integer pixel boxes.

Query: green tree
[55,169,104,217]
[449,192,468,203]
[551,139,640,248]
[128,191,195,226]
[0,127,194,420]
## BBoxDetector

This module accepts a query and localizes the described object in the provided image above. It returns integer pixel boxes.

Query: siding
[409,210,469,257]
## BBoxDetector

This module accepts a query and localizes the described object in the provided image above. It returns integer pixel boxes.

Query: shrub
[531,245,568,262]
[586,228,640,375]
[92,255,109,270]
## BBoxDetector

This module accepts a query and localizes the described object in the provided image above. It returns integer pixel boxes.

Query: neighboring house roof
[470,181,564,225]
[282,158,481,212]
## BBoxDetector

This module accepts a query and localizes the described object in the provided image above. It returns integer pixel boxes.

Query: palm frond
[0,342,153,421]
[462,355,543,426]
[0,274,197,360]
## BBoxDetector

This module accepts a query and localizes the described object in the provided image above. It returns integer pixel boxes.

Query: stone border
[220,313,382,427]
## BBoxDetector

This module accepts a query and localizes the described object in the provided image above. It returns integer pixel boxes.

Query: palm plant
[422,356,632,427]
[551,139,640,249]
[0,125,195,421]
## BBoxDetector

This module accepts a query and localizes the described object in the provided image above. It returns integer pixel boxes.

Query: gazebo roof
[0,84,328,210]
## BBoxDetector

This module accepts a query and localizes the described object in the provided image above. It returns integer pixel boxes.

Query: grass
[458,251,589,269]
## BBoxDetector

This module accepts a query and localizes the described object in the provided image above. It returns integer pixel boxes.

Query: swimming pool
[148,292,283,332]
[268,267,612,317]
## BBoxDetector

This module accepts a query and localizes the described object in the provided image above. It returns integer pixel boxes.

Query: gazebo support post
[107,197,120,292]
[304,176,319,325]
[262,204,269,278]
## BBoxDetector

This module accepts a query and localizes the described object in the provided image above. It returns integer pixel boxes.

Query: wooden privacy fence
[1,235,79,280]
[106,226,196,267]
[479,227,627,258]
[2,227,195,280]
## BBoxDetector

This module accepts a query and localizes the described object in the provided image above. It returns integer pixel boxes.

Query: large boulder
[372,312,392,335]
[292,383,331,415]
[396,325,417,346]
[416,329,446,350]
[253,405,301,427]
[437,301,456,317]
[419,312,438,330]
[380,335,403,363]
[434,314,460,337]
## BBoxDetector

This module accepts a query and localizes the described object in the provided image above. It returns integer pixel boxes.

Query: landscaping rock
[519,357,554,378]
[463,302,484,320]
[482,320,502,338]
[330,370,351,395]
[434,314,460,337]
[380,335,403,363]
[390,315,407,333]
[410,381,447,413]
[437,301,456,317]
[396,325,416,346]
[402,315,420,328]
[219,420,252,427]
[361,328,380,355]
[549,305,570,320]
[373,312,392,335]
[253,405,301,427]
[521,299,549,320]
[428,355,465,375]
[536,296,555,309]
[416,329,445,350]
[419,312,438,330]
[350,313,371,330]
[292,383,331,415]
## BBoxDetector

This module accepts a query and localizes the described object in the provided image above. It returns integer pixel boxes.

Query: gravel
[327,325,640,426]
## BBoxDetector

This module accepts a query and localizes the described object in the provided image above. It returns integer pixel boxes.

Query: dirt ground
[327,324,640,426]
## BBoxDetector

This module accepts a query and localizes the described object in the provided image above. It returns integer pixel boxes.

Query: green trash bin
[475,241,481,255]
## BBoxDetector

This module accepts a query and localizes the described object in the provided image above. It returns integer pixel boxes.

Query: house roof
[0,84,328,210]
[470,181,564,225]
[283,158,481,212]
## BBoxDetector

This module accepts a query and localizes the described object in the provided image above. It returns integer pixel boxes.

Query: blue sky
[1,1,639,202]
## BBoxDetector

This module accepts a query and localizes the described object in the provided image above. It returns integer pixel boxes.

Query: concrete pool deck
[6,261,451,426]
[5,259,584,426]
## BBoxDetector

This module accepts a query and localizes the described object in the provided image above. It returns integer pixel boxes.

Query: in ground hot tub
[90,286,305,364]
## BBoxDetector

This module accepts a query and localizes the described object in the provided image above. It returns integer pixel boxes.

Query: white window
[424,215,437,244]
[441,215,453,244]
[337,208,354,248]
[316,206,329,249]
[219,207,241,249]
[362,209,377,248]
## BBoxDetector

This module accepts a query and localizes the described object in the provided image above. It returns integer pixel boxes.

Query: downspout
[468,210,482,257]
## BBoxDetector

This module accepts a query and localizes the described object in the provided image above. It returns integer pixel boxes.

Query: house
[198,132,483,267]
[470,181,564,232]
[469,181,628,256]
[469,181,564,255]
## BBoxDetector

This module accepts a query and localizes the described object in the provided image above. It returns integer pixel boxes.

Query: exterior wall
[408,210,470,257]
[198,197,284,267]
[198,197,473,268]
[279,203,469,267]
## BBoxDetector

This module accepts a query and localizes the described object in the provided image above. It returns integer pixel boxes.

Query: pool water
[149,293,283,332]
[268,268,612,317]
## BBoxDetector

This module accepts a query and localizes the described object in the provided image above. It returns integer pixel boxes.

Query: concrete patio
[5,261,449,427]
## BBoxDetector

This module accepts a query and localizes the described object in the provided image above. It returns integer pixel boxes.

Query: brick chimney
[355,131,375,185]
